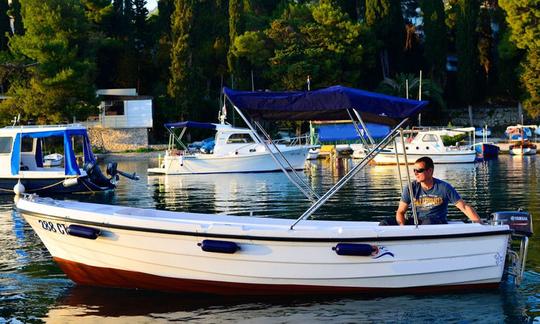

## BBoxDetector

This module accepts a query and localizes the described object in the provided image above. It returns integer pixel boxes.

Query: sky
[146,0,157,12]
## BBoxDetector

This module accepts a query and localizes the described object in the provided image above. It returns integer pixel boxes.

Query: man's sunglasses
[413,168,427,174]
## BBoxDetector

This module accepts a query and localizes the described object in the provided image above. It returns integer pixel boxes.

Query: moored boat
[148,121,313,175]
[0,124,137,195]
[509,141,537,156]
[372,128,477,164]
[16,195,524,295]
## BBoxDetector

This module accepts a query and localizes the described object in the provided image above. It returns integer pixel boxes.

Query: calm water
[1,155,540,323]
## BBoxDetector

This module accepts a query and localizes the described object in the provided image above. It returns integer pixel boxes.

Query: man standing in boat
[395,156,482,225]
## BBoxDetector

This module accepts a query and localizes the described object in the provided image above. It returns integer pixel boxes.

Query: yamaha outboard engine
[489,209,533,286]
[490,210,533,237]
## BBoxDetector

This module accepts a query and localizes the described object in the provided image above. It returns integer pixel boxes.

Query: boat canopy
[165,121,217,130]
[11,128,95,176]
[317,123,390,141]
[223,85,427,125]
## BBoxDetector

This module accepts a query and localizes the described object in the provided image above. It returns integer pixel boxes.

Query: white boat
[16,195,524,294]
[16,85,532,294]
[373,128,477,164]
[307,148,320,160]
[351,143,368,159]
[148,122,312,175]
[509,141,537,156]
[43,153,63,167]
[0,124,137,194]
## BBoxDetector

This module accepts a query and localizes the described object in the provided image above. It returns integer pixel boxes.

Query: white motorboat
[373,128,477,164]
[148,121,312,175]
[16,195,525,295]
[0,124,137,194]
[16,85,532,295]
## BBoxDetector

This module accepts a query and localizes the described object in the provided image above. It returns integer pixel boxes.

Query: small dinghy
[43,153,63,167]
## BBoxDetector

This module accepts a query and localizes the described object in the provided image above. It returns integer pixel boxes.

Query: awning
[317,123,390,141]
[165,121,217,130]
[223,85,427,125]
[11,128,95,176]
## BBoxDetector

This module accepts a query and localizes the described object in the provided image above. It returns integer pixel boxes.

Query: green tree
[233,2,372,91]
[420,0,447,84]
[9,0,24,36]
[0,0,97,124]
[168,0,194,120]
[378,72,446,123]
[227,0,244,81]
[455,0,479,105]
[477,5,493,93]
[499,0,540,117]
[365,0,405,78]
[0,0,11,51]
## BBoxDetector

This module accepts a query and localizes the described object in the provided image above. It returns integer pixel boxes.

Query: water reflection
[1,156,540,322]
[40,284,533,323]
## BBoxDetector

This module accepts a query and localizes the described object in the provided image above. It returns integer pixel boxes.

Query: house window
[227,133,255,144]
[105,101,125,116]
[0,137,12,153]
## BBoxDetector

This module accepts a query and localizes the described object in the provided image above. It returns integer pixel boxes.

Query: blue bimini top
[223,85,428,125]
[11,128,95,176]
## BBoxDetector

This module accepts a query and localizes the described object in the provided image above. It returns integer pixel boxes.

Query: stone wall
[448,106,529,128]
[88,127,148,152]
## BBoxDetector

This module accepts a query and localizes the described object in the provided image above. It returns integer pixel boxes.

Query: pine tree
[477,6,493,92]
[1,0,97,123]
[365,0,405,78]
[9,0,23,35]
[499,0,540,117]
[0,0,11,51]
[168,0,194,120]
[227,0,243,79]
[455,0,479,105]
[134,0,149,47]
[420,0,447,84]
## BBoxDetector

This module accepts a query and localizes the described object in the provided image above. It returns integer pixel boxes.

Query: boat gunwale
[19,209,511,243]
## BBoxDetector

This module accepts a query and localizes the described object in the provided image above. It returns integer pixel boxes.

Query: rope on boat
[0,179,65,193]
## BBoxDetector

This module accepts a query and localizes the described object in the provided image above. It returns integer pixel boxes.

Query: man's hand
[455,199,481,223]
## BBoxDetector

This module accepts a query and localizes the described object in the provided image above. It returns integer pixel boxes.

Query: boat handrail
[272,134,310,146]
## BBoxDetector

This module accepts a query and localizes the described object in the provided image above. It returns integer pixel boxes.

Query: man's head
[414,156,434,183]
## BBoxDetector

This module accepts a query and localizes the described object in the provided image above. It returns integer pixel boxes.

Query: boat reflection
[42,283,533,323]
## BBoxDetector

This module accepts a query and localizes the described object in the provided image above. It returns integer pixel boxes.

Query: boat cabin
[0,124,95,178]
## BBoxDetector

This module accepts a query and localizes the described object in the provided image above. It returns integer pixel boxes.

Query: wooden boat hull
[17,197,511,295]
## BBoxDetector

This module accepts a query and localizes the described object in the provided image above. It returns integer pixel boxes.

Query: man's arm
[396,201,409,226]
[455,199,481,223]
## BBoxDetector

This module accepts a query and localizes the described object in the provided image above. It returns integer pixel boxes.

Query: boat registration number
[38,219,67,235]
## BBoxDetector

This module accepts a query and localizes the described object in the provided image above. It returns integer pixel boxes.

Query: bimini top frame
[223,85,428,229]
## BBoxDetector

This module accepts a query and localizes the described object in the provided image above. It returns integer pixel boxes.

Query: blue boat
[473,142,500,160]
[0,124,137,195]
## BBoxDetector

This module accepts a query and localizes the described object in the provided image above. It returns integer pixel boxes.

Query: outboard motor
[489,209,533,286]
[84,162,116,188]
[106,162,140,181]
